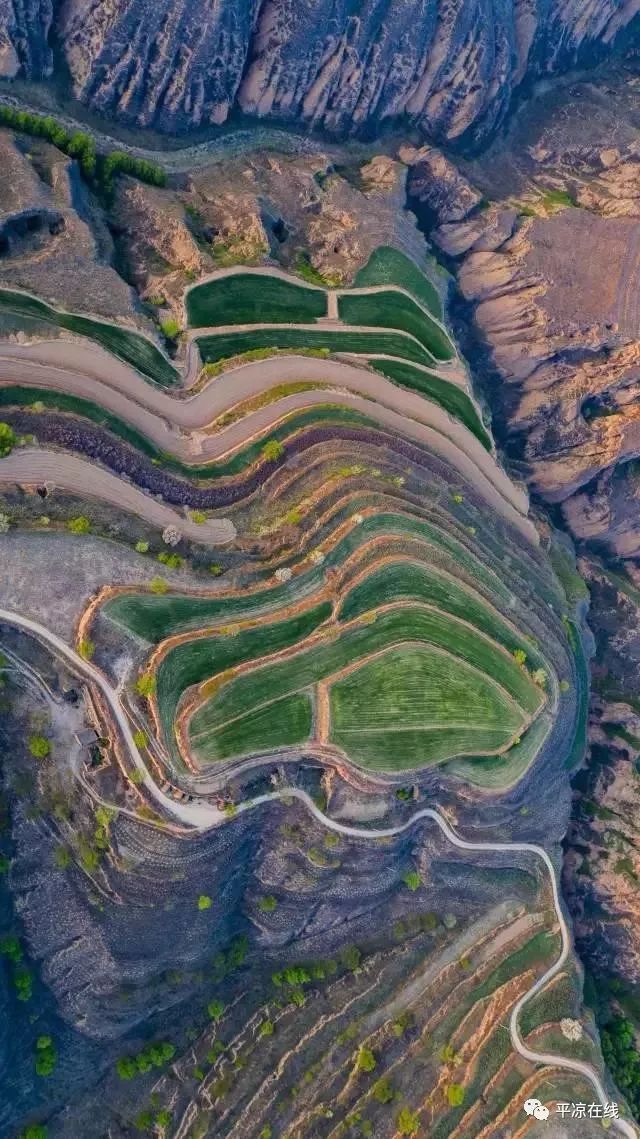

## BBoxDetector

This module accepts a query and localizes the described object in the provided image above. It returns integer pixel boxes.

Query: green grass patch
[196,326,435,367]
[353,247,442,317]
[519,973,581,1037]
[329,644,523,769]
[157,602,331,753]
[338,290,454,361]
[186,273,326,328]
[194,693,312,763]
[445,712,552,790]
[0,290,178,386]
[338,561,536,663]
[371,359,491,450]
[190,604,541,771]
[0,388,376,481]
[105,509,514,644]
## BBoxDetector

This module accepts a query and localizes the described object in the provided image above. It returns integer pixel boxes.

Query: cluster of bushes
[116,1040,176,1080]
[34,1036,56,1077]
[0,106,166,196]
[601,1015,640,1117]
[0,421,16,457]
[0,934,33,1000]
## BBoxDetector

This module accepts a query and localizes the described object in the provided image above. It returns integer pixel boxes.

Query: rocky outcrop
[404,123,640,557]
[3,0,640,136]
[0,0,52,79]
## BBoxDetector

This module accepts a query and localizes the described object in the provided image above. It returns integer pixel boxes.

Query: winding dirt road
[0,606,634,1138]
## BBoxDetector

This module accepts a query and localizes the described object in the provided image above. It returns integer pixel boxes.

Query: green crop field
[0,289,179,386]
[329,644,522,769]
[371,359,491,450]
[446,712,552,789]
[106,508,513,644]
[338,290,454,361]
[186,273,327,327]
[353,246,443,317]
[338,561,538,663]
[195,325,435,367]
[193,693,312,763]
[189,605,541,769]
[0,387,379,484]
[156,602,331,749]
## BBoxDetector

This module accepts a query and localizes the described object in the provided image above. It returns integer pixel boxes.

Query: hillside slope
[2,0,640,137]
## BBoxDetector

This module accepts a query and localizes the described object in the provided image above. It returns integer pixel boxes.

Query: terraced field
[0,248,580,787]
[186,271,327,327]
[353,245,443,316]
[0,288,179,386]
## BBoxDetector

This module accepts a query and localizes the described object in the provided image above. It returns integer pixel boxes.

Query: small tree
[447,1084,465,1107]
[402,869,421,892]
[261,439,284,462]
[67,516,91,534]
[207,999,224,1021]
[150,576,169,594]
[259,1019,275,1037]
[0,422,16,457]
[197,894,213,911]
[133,730,148,748]
[355,1046,376,1073]
[397,1107,420,1135]
[160,318,181,341]
[78,637,95,660]
[28,735,51,759]
[373,1076,395,1104]
[258,895,277,913]
[512,649,527,667]
[21,1126,47,1139]
[135,673,156,698]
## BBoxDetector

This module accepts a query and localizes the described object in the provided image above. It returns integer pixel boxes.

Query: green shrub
[258,895,277,913]
[34,1036,57,1077]
[160,318,181,341]
[397,1107,420,1135]
[197,894,213,911]
[0,421,16,457]
[67,516,91,534]
[446,1083,465,1107]
[207,999,225,1021]
[402,870,422,892]
[373,1076,395,1103]
[28,735,51,759]
[355,1046,376,1073]
[261,439,285,462]
[135,673,156,697]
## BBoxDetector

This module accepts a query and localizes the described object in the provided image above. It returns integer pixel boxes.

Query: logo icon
[523,1098,550,1121]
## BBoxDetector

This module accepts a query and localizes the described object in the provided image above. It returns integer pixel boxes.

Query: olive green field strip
[195,325,435,367]
[327,643,523,770]
[338,560,544,667]
[370,360,491,450]
[188,605,543,769]
[203,693,313,762]
[155,601,332,750]
[338,290,455,361]
[0,289,179,386]
[104,510,518,643]
[0,359,490,458]
[186,271,328,327]
[445,711,553,790]
[353,246,443,318]
[0,389,379,479]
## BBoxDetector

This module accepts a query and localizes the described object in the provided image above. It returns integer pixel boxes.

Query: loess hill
[0,131,621,1139]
